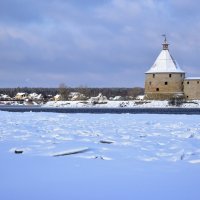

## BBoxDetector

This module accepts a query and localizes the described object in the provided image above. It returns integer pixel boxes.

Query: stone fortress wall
[184,78,200,100]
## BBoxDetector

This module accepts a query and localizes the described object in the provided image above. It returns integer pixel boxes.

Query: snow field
[0,111,200,163]
[1,111,200,200]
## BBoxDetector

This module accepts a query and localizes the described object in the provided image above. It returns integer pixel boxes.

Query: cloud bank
[0,0,199,87]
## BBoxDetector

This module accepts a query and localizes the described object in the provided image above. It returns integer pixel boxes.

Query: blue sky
[0,0,200,87]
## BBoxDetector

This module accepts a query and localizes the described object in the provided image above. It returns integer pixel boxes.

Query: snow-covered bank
[44,100,200,108]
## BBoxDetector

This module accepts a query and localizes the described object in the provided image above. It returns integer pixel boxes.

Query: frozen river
[0,111,200,200]
[0,105,200,114]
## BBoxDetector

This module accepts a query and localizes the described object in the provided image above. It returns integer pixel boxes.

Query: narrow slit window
[153,74,155,78]
[187,81,189,84]
[197,81,199,84]
[165,82,168,85]
[169,74,172,78]
[156,88,159,91]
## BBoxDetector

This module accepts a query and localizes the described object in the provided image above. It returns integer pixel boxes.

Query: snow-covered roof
[0,94,10,99]
[54,94,61,98]
[16,92,26,95]
[146,39,185,74]
[185,77,200,80]
[28,93,43,99]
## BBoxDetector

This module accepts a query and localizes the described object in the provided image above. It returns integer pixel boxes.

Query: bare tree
[58,83,70,100]
[77,85,89,99]
[128,87,144,99]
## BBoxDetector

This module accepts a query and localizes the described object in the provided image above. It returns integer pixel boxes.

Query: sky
[0,0,200,88]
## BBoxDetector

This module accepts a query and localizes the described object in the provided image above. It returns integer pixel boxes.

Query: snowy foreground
[0,112,200,200]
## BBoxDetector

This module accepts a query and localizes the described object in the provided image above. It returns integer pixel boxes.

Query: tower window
[182,82,184,85]
[153,74,155,78]
[165,82,168,85]
[156,88,159,91]
[169,74,172,78]
[187,96,189,98]
[187,81,189,84]
[197,81,199,84]
[149,82,151,85]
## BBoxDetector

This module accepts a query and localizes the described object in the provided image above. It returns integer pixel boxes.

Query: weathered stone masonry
[184,78,200,100]
[145,73,185,99]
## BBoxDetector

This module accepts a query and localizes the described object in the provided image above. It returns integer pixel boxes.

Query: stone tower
[145,36,185,100]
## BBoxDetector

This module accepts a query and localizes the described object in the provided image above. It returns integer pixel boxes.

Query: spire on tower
[162,34,169,50]
[145,35,184,74]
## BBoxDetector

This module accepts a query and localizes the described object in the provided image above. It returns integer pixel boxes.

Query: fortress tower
[145,36,185,100]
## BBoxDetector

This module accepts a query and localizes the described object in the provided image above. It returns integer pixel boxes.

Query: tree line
[0,86,144,100]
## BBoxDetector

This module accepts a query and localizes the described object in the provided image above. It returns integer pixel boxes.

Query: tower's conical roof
[146,37,184,74]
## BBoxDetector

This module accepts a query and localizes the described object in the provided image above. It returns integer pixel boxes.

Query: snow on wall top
[185,77,200,80]
[146,40,185,74]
